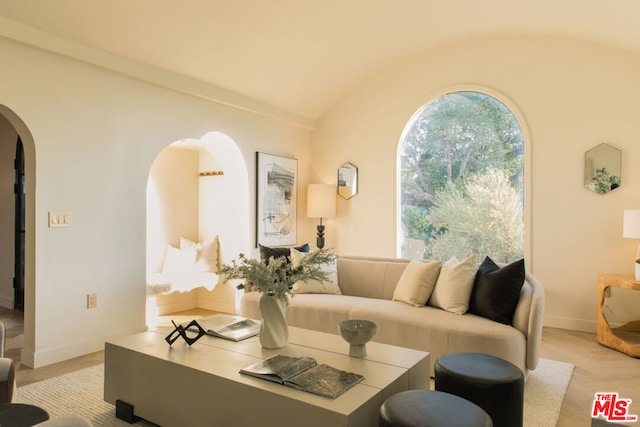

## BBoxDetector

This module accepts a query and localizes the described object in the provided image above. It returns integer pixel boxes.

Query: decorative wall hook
[199,170,225,176]
[165,319,206,346]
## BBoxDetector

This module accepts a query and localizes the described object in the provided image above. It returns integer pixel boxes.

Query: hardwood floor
[2,306,639,426]
[538,327,640,427]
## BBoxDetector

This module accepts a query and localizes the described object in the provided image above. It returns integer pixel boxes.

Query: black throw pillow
[258,243,310,264]
[469,256,525,325]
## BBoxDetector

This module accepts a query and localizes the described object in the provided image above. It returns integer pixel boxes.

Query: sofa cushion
[259,243,310,263]
[239,292,367,334]
[348,299,527,375]
[427,255,477,314]
[290,248,341,295]
[469,257,525,325]
[336,257,409,300]
[392,260,443,306]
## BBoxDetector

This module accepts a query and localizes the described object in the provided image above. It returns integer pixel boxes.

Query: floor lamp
[307,184,336,249]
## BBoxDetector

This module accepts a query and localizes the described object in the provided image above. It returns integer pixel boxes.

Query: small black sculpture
[165,319,206,346]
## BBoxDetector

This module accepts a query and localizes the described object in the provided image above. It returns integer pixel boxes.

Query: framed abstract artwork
[256,152,297,247]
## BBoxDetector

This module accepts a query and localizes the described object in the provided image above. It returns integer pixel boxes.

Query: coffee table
[104,325,429,427]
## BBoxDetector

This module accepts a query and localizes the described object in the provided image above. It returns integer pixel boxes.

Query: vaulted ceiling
[0,0,638,123]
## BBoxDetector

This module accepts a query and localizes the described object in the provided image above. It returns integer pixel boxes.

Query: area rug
[15,358,574,427]
[524,358,575,426]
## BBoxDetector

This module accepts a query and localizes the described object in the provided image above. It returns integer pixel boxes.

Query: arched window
[397,91,525,263]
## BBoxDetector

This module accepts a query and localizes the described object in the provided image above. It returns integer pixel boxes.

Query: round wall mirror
[338,162,358,199]
[584,143,621,195]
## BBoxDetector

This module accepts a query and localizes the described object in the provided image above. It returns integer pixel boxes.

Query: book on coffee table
[240,354,365,399]
[185,314,260,342]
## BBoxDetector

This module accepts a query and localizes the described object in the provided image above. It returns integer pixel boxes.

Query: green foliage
[425,168,523,263]
[399,91,523,209]
[219,250,336,301]
[399,91,524,261]
[586,167,620,194]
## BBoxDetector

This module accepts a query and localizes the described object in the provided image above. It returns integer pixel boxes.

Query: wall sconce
[623,209,640,281]
[307,184,336,249]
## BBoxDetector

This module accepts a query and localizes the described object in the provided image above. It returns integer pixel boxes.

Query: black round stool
[379,390,493,427]
[435,352,524,427]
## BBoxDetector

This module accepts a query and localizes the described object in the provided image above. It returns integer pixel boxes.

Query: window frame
[395,85,532,266]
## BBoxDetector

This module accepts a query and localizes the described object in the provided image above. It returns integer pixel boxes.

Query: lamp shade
[307,184,336,219]
[623,210,640,238]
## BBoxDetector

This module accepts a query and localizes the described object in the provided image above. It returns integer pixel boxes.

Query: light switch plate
[49,211,72,227]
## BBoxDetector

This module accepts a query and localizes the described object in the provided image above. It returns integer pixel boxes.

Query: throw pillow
[161,245,196,279]
[427,254,477,314]
[289,248,341,294]
[392,260,444,307]
[259,243,310,264]
[180,236,219,273]
[469,256,525,325]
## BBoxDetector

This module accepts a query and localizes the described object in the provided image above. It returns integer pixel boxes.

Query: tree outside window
[398,91,524,263]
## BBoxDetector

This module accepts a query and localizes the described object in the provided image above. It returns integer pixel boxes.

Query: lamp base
[316,224,325,249]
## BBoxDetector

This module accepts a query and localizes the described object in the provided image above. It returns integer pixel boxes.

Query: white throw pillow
[161,245,196,279]
[180,236,219,273]
[428,254,477,314]
[290,248,341,295]
[392,260,444,307]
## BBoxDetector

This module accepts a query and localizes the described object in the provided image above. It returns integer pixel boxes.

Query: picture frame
[256,152,298,247]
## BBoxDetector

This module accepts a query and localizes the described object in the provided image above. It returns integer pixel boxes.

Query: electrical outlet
[87,293,97,309]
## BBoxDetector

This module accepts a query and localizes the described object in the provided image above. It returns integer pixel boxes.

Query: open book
[185,314,260,342]
[240,354,365,399]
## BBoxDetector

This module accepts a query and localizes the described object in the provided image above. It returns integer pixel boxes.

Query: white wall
[197,132,251,265]
[312,35,640,333]
[0,115,17,308]
[0,37,313,367]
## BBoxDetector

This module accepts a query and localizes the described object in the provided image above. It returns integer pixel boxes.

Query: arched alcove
[145,132,250,324]
[0,104,36,367]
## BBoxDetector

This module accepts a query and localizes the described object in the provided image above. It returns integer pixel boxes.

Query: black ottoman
[435,353,524,427]
[379,390,493,427]
[0,403,49,427]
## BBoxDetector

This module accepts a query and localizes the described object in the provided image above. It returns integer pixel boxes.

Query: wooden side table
[597,274,640,357]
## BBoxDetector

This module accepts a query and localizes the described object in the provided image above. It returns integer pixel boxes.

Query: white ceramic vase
[635,263,640,282]
[259,294,289,349]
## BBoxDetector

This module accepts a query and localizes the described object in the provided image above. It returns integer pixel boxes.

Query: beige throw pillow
[180,236,219,273]
[392,260,444,306]
[428,254,477,314]
[290,248,341,295]
[161,245,196,279]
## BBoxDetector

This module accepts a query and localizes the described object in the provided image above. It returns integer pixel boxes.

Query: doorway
[14,137,25,311]
[0,105,35,367]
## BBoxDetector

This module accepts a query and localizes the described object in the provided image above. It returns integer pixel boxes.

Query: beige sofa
[239,255,545,376]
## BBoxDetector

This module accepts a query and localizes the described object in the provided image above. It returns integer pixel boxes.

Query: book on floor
[185,314,260,342]
[240,354,365,399]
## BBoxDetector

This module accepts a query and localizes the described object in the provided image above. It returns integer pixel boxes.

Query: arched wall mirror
[584,143,621,195]
[338,162,358,199]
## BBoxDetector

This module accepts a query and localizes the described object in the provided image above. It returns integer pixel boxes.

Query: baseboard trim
[545,315,596,333]
[26,325,145,368]
[0,296,14,309]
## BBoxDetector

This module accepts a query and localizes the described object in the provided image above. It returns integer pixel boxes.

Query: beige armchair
[0,323,93,426]
[0,322,16,403]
